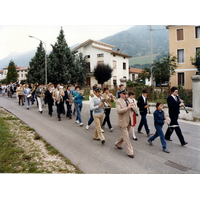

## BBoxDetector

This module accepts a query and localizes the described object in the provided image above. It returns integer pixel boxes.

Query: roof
[129,68,145,73]
[3,65,29,71]
[72,39,114,52]
[72,39,131,58]
[3,65,21,70]
[93,46,132,58]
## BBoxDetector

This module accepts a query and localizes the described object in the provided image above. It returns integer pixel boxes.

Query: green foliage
[26,41,46,84]
[152,54,178,86]
[71,52,87,86]
[190,50,200,73]
[93,63,113,85]
[48,27,75,84]
[6,60,18,84]
[178,86,192,106]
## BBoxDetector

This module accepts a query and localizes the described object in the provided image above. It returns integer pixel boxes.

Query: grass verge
[0,108,82,174]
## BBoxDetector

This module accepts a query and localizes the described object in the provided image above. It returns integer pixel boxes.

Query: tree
[93,64,113,86]
[71,52,87,86]
[48,27,75,84]
[190,49,200,74]
[152,54,178,87]
[6,60,18,84]
[26,41,46,84]
[137,67,151,81]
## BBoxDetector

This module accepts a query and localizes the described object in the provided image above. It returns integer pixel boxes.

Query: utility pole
[149,25,153,86]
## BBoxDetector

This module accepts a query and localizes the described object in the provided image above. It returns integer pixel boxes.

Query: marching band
[0,82,188,158]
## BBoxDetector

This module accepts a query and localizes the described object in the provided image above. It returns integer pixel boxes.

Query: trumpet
[109,93,118,100]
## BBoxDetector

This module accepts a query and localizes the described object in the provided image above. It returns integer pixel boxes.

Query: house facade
[129,68,151,85]
[72,39,131,87]
[166,25,200,89]
[1,65,29,83]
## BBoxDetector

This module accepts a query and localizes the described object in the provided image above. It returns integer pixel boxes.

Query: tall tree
[71,52,87,86]
[48,27,75,84]
[6,60,18,84]
[93,63,113,86]
[26,41,46,84]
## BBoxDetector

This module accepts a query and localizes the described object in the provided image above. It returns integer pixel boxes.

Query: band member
[16,84,20,102]
[18,84,24,106]
[64,85,72,119]
[90,88,107,144]
[165,86,188,146]
[86,85,97,129]
[115,89,134,158]
[128,91,138,140]
[35,84,43,113]
[22,84,31,110]
[101,87,114,132]
[52,84,65,121]
[30,83,35,105]
[148,101,170,153]
[137,90,151,137]
[73,85,84,126]
[45,85,54,116]
[116,84,124,98]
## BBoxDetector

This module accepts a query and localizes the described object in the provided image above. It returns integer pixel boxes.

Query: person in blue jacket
[148,101,170,153]
[73,85,85,126]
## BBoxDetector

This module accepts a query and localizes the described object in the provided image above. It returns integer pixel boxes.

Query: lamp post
[28,35,47,85]
[149,25,153,86]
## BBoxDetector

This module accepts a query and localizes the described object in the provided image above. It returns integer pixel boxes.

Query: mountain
[100,25,169,58]
[0,50,50,70]
[0,25,169,70]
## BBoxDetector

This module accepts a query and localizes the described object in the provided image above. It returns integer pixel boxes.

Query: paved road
[1,95,200,174]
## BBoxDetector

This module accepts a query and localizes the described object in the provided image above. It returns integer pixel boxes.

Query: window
[97,61,104,65]
[177,29,184,41]
[196,47,200,55]
[97,53,104,57]
[132,74,135,81]
[195,26,200,39]
[86,55,90,58]
[177,49,184,63]
[86,62,90,73]
[123,62,126,70]
[113,60,116,69]
[21,74,23,77]
[178,72,185,86]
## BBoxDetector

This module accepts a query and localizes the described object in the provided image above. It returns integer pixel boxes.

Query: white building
[72,39,131,87]
[0,70,6,81]
[1,65,29,83]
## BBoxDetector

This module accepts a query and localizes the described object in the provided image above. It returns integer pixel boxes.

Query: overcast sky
[0,25,132,59]
[0,1,196,60]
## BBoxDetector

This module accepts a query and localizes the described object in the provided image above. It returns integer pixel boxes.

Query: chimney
[117,48,120,53]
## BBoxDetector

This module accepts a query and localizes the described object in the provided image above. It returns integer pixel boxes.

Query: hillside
[100,25,169,58]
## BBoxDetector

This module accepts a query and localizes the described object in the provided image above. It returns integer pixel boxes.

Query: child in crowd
[148,101,170,153]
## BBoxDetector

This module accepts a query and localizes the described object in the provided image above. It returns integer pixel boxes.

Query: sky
[0,25,132,59]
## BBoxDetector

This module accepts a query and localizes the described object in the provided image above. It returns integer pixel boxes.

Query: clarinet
[178,95,189,114]
[126,98,139,116]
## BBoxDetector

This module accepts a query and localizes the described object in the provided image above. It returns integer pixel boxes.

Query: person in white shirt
[22,84,31,110]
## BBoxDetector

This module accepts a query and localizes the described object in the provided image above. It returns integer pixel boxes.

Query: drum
[27,94,32,98]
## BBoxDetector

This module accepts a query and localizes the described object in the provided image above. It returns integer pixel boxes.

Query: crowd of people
[0,81,188,159]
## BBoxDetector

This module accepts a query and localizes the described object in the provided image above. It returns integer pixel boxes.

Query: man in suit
[137,90,151,137]
[165,86,188,146]
[45,85,53,116]
[64,85,72,119]
[115,89,135,158]
[52,84,65,121]
[22,84,31,110]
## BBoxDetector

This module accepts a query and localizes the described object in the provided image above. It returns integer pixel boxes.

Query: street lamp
[28,35,47,85]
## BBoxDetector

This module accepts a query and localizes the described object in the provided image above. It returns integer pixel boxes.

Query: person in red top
[128,91,138,140]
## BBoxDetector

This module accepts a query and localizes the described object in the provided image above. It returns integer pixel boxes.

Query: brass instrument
[31,82,38,93]
[18,86,25,96]
[64,85,68,92]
